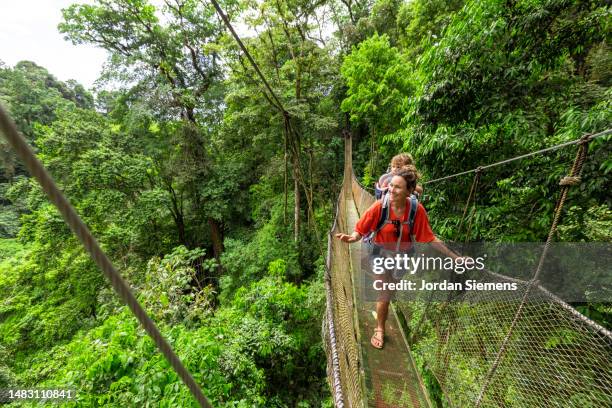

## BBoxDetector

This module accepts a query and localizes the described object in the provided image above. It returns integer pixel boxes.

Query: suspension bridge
[322,131,612,407]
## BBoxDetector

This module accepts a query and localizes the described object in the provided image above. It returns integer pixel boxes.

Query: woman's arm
[336,200,379,243]
[335,231,363,243]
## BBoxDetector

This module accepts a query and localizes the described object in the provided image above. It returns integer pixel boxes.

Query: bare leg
[372,299,390,348]
[376,300,389,331]
[372,271,394,349]
[376,270,394,331]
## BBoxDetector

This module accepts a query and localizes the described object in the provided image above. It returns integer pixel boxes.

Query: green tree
[60,0,231,259]
[0,61,95,238]
[396,0,465,57]
[340,33,412,182]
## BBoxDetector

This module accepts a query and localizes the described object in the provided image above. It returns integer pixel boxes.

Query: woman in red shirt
[336,166,459,349]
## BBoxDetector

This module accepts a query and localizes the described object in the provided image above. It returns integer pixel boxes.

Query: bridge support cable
[0,105,213,408]
[324,251,346,407]
[323,191,348,407]
[424,128,612,185]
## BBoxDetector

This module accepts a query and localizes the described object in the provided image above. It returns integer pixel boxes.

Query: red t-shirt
[355,199,436,246]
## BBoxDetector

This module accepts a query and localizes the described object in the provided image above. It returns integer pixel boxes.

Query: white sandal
[371,328,384,349]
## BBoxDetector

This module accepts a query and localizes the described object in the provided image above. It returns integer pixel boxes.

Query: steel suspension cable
[456,167,482,242]
[0,105,212,408]
[207,0,286,114]
[463,169,482,244]
[424,128,612,185]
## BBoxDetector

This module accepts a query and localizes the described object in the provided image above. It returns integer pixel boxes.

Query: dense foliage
[338,0,610,405]
[0,0,609,406]
[342,0,611,245]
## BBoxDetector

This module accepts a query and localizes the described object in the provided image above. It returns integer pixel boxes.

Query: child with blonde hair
[375,153,423,199]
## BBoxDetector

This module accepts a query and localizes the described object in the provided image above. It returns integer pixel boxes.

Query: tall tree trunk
[308,146,314,226]
[284,131,288,226]
[208,218,224,264]
[168,183,188,246]
[183,109,225,262]
[294,163,300,242]
[176,215,187,246]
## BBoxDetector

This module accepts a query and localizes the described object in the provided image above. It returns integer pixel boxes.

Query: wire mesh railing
[395,268,612,407]
[323,134,366,407]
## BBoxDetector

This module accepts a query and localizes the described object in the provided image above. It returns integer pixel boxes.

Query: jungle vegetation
[0,0,609,406]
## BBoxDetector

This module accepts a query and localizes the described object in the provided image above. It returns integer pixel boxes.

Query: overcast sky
[0,0,108,89]
[0,1,321,90]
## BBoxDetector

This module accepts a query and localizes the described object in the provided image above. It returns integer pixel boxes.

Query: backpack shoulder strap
[363,195,390,244]
[407,194,418,240]
[374,193,391,232]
